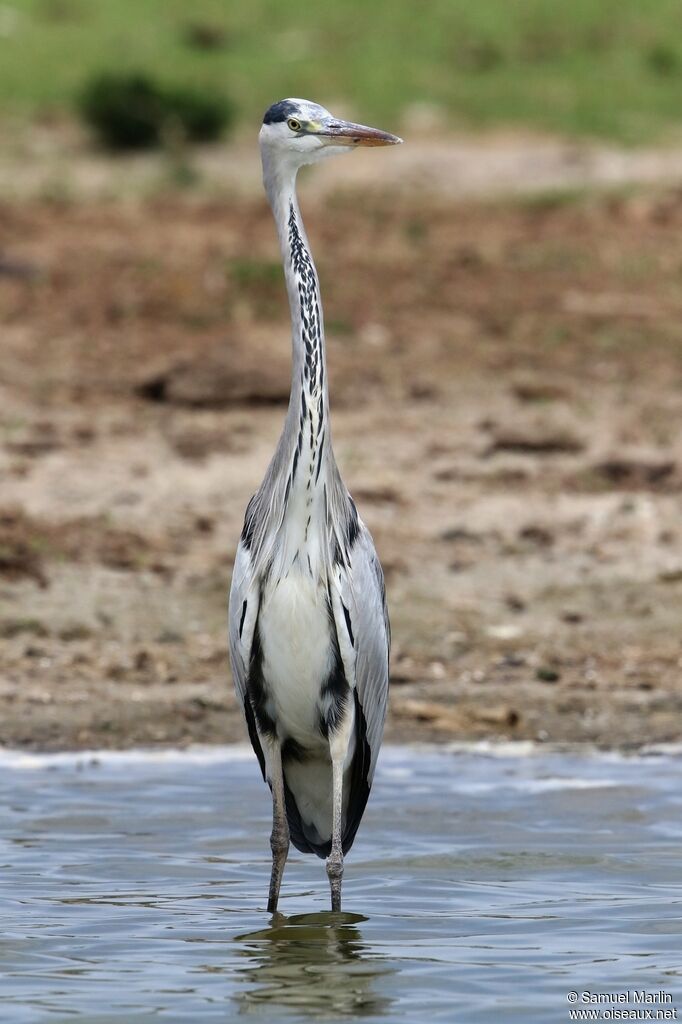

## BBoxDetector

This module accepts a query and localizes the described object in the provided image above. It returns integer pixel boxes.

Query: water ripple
[0,746,680,1022]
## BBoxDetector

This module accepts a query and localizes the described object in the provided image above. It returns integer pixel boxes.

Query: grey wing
[334,523,390,788]
[228,540,265,778]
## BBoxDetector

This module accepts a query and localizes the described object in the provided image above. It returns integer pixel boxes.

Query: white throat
[261,146,334,580]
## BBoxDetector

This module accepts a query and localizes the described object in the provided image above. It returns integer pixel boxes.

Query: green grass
[2,0,682,142]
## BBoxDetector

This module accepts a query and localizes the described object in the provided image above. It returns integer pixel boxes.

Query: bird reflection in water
[233,911,394,1018]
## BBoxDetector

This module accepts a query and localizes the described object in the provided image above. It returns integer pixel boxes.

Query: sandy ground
[1,142,682,751]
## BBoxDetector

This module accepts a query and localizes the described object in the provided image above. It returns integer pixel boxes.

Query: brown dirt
[1,186,682,751]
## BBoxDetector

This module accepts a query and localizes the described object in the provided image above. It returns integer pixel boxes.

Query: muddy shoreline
[1,186,681,752]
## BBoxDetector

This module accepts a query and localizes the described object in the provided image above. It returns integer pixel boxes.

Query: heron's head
[259,98,402,169]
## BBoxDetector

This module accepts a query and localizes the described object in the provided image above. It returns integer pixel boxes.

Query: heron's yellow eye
[287,118,302,132]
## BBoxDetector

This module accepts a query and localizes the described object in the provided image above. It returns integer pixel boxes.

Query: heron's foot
[267,826,289,914]
[326,851,344,912]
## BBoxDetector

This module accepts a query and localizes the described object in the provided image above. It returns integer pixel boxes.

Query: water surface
[1,744,681,1022]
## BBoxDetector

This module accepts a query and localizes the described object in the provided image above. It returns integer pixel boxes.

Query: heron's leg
[266,739,289,914]
[326,754,345,912]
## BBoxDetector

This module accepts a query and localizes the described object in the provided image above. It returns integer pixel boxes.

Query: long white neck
[255,148,338,576]
[263,151,331,463]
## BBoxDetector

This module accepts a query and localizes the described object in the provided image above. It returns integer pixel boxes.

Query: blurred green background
[1,0,682,143]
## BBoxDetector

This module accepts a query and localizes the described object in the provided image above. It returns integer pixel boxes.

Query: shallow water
[1,744,681,1023]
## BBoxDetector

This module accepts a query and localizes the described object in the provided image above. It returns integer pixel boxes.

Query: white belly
[258,572,334,749]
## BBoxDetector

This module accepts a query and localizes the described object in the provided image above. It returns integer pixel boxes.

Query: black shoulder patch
[240,493,257,550]
[346,496,360,548]
[247,619,276,739]
[341,601,355,648]
[263,99,298,125]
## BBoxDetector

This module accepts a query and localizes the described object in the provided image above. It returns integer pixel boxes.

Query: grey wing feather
[228,541,267,779]
[228,540,252,712]
[336,524,390,785]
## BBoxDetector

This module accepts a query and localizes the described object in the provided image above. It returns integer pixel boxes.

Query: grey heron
[228,98,401,913]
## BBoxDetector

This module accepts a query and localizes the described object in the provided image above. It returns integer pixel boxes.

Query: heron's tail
[284,767,332,857]
[283,692,371,859]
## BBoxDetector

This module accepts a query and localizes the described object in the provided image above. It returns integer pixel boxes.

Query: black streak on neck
[287,202,326,497]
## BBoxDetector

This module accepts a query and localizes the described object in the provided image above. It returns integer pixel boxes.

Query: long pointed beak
[318,119,402,147]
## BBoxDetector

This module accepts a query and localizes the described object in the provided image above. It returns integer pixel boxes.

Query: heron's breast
[258,573,334,746]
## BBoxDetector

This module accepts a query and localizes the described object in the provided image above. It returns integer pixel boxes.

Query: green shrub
[182,21,229,51]
[163,85,229,143]
[78,72,232,150]
[645,44,680,77]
